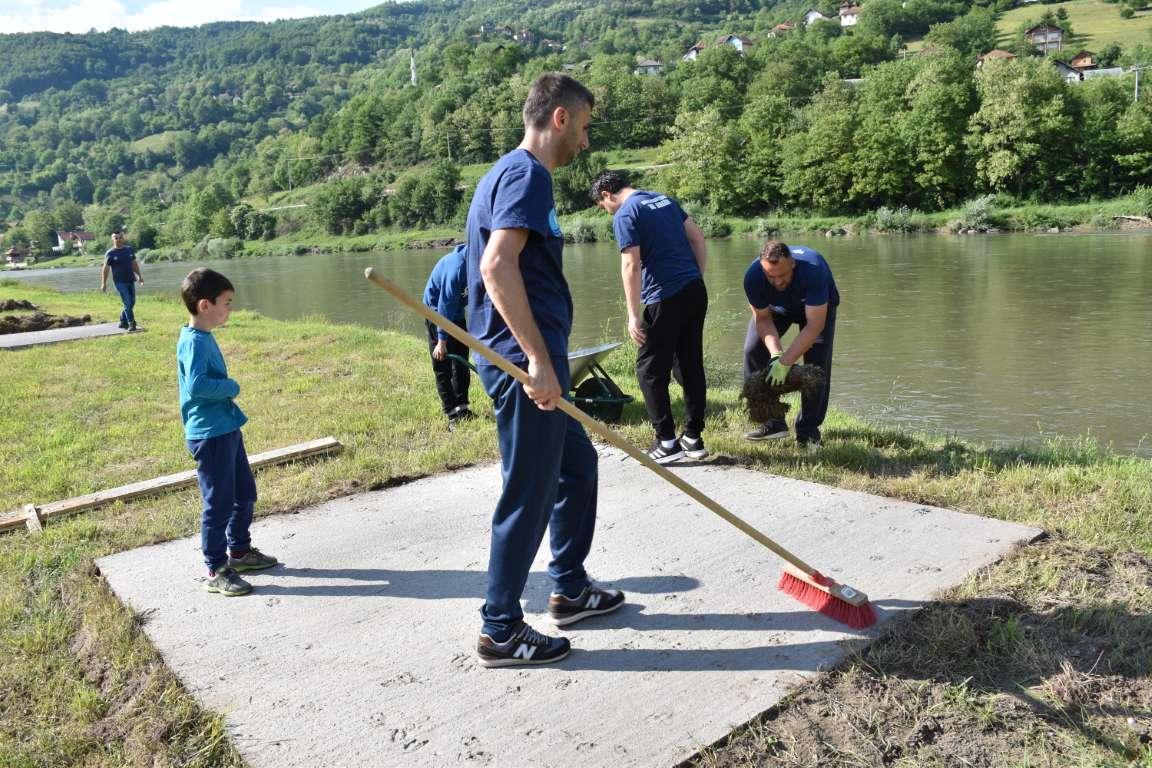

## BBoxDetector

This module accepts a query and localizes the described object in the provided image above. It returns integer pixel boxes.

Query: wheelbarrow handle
[445,352,478,373]
[364,267,824,578]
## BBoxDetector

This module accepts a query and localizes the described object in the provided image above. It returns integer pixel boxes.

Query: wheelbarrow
[448,341,633,423]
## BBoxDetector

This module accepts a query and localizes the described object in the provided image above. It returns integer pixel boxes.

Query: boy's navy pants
[188,429,257,573]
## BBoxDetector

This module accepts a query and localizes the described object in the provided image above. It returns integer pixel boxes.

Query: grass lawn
[1,282,1149,767]
[996,0,1152,51]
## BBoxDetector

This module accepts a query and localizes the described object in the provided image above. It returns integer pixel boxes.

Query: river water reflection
[10,233,1151,456]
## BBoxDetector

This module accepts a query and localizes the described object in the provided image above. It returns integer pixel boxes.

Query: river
[8,233,1151,456]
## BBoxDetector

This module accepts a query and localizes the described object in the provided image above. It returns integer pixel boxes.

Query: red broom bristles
[777,570,878,630]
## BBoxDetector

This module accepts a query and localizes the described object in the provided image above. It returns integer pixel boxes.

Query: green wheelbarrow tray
[447,341,633,423]
[569,342,633,423]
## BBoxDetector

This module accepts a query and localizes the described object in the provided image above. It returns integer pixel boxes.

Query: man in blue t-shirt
[99,230,143,331]
[589,170,709,464]
[742,240,840,447]
[422,244,473,427]
[466,73,625,669]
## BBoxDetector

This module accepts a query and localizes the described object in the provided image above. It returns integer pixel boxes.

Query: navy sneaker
[744,420,790,441]
[477,621,571,668]
[797,433,823,451]
[647,439,684,464]
[549,584,626,627]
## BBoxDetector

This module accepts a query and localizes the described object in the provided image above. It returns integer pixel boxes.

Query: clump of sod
[740,364,826,423]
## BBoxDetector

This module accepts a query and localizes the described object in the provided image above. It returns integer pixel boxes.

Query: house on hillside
[52,230,96,255]
[718,34,754,53]
[1081,67,1127,80]
[1053,59,1082,82]
[839,4,862,26]
[804,8,830,25]
[682,41,706,61]
[1025,24,1064,54]
[976,49,1017,67]
[633,58,663,76]
[1070,50,1097,71]
[768,21,795,38]
[513,28,536,45]
[686,34,755,59]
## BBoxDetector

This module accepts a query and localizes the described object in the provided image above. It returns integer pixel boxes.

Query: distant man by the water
[100,230,143,331]
[466,72,624,668]
[742,240,839,447]
[589,169,710,464]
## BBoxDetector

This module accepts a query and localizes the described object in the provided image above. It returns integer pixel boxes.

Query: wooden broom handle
[364,267,820,576]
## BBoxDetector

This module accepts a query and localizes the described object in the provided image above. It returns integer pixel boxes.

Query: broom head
[777,566,877,630]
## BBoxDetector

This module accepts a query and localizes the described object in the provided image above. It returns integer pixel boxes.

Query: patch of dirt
[1113,216,1152,231]
[692,539,1152,767]
[0,298,38,311]
[0,311,91,334]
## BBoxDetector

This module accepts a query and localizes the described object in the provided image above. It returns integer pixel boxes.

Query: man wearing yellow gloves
[742,240,839,447]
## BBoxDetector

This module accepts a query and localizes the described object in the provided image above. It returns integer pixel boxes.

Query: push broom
[365,267,877,630]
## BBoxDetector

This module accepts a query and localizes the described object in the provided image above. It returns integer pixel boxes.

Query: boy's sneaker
[477,621,571,668]
[744,420,790,441]
[678,434,709,460]
[204,566,252,596]
[117,322,129,330]
[647,439,684,464]
[549,584,626,627]
[227,547,279,572]
[128,322,139,332]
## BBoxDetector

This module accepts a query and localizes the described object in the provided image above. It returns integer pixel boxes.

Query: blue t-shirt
[612,190,701,305]
[423,244,468,340]
[104,246,136,284]
[177,326,248,441]
[466,149,572,364]
[743,246,839,321]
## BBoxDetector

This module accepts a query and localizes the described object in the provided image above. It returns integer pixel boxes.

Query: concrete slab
[0,322,134,349]
[97,448,1041,768]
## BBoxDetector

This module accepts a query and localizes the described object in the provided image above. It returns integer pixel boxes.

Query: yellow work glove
[768,357,792,386]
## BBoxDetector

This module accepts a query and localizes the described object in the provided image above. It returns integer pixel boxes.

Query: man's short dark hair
[522,73,595,131]
[181,268,234,314]
[588,170,629,202]
[760,241,792,263]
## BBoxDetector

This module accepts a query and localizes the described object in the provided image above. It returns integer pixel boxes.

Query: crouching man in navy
[742,240,839,448]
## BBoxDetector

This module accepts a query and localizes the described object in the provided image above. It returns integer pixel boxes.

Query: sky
[0,0,383,34]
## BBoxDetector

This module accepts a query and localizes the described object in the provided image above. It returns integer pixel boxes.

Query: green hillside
[2,0,1151,258]
[996,0,1152,51]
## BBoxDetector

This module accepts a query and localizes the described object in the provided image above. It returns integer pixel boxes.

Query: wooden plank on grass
[1,437,342,534]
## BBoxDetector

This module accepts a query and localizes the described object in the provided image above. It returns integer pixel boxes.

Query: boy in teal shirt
[178,268,278,596]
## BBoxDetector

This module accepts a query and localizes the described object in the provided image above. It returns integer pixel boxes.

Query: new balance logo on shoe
[548,584,626,627]
[512,644,537,661]
[476,621,570,668]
